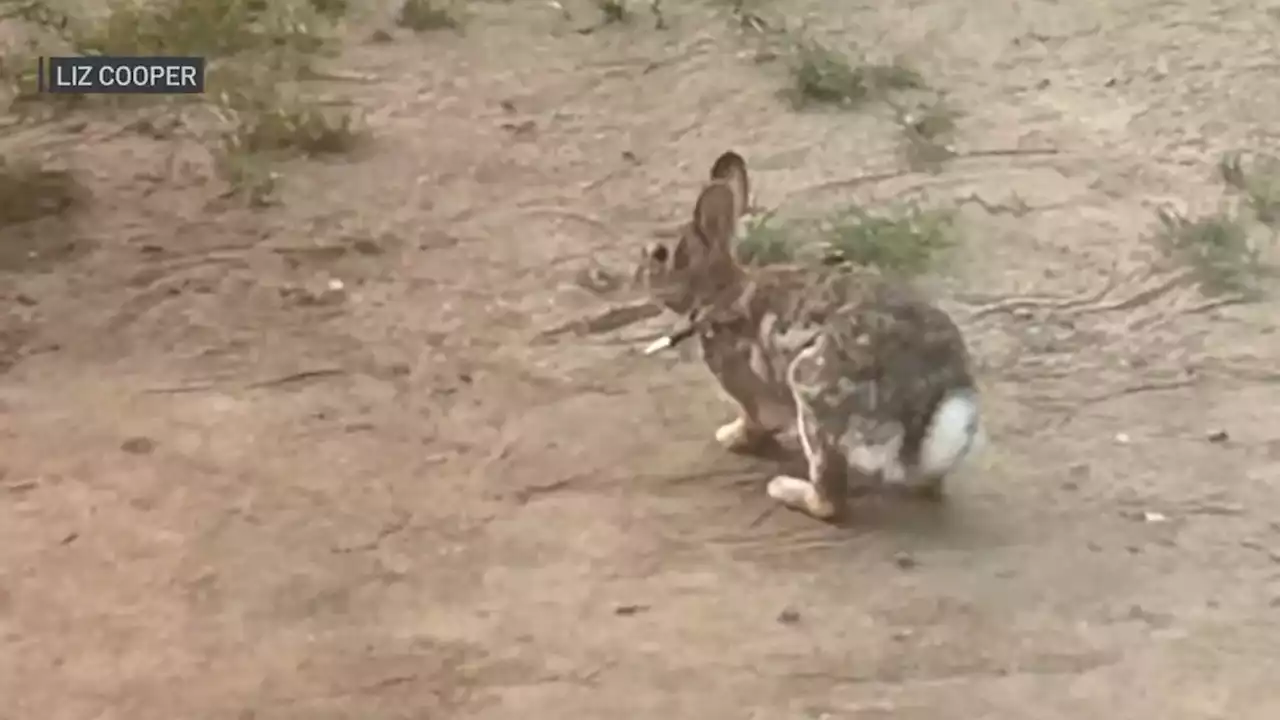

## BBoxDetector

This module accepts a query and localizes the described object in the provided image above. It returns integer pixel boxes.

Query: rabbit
[635,151,983,521]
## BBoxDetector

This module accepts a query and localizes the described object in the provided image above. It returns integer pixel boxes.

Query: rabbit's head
[636,151,751,314]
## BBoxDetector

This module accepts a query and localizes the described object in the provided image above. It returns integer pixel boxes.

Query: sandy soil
[4,1,1280,718]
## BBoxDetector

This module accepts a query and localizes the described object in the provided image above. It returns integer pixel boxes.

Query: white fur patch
[643,336,673,355]
[715,418,750,448]
[844,434,907,483]
[767,475,814,506]
[919,388,982,478]
[748,343,771,381]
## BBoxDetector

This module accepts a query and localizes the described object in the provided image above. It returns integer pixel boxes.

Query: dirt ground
[4,1,1280,718]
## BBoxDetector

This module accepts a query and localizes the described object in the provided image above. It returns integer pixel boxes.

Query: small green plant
[894,97,959,168]
[306,0,349,18]
[901,98,957,140]
[0,153,83,226]
[3,0,339,113]
[784,38,924,109]
[1153,206,1267,296]
[223,99,365,156]
[3,0,365,207]
[69,0,265,56]
[734,203,957,273]
[594,0,629,24]
[213,150,280,206]
[1219,152,1280,227]
[397,0,462,31]
[211,88,364,203]
[63,0,334,58]
[820,204,955,274]
[736,211,795,266]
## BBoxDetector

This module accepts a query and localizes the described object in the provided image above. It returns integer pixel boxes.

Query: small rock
[1142,511,1168,523]
[1125,604,1172,628]
[120,436,156,455]
[1153,55,1169,79]
[776,607,801,625]
[1064,463,1089,491]
[500,119,537,138]
[351,238,383,255]
[1115,432,1131,444]
[614,603,648,616]
[892,552,918,570]
[1206,429,1229,443]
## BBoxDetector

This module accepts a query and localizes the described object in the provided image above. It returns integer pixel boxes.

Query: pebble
[776,607,801,625]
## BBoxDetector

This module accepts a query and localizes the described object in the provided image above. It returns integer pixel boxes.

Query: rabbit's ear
[692,182,737,255]
[709,151,750,219]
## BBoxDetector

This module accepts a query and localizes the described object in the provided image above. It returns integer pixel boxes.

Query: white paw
[767,475,814,506]
[768,475,838,519]
[715,418,751,449]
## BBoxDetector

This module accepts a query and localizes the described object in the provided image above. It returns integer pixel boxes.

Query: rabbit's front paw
[767,475,837,520]
[714,417,771,453]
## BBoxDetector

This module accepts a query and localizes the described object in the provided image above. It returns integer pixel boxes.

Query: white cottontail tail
[636,151,983,521]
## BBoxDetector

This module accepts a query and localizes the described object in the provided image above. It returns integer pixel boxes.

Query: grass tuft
[0,153,82,226]
[736,211,796,266]
[1219,152,1280,228]
[396,0,463,31]
[4,0,368,204]
[820,204,955,274]
[1153,206,1268,297]
[594,0,629,24]
[894,97,960,169]
[783,38,924,110]
[734,202,957,276]
[306,0,349,18]
[210,76,367,202]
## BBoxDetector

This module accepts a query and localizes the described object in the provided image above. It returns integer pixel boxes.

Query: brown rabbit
[636,151,983,521]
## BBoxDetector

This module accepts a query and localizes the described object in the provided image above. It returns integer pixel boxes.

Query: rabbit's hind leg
[765,395,846,521]
[766,344,848,521]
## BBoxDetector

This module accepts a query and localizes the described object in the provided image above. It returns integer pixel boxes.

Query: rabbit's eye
[651,245,669,263]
